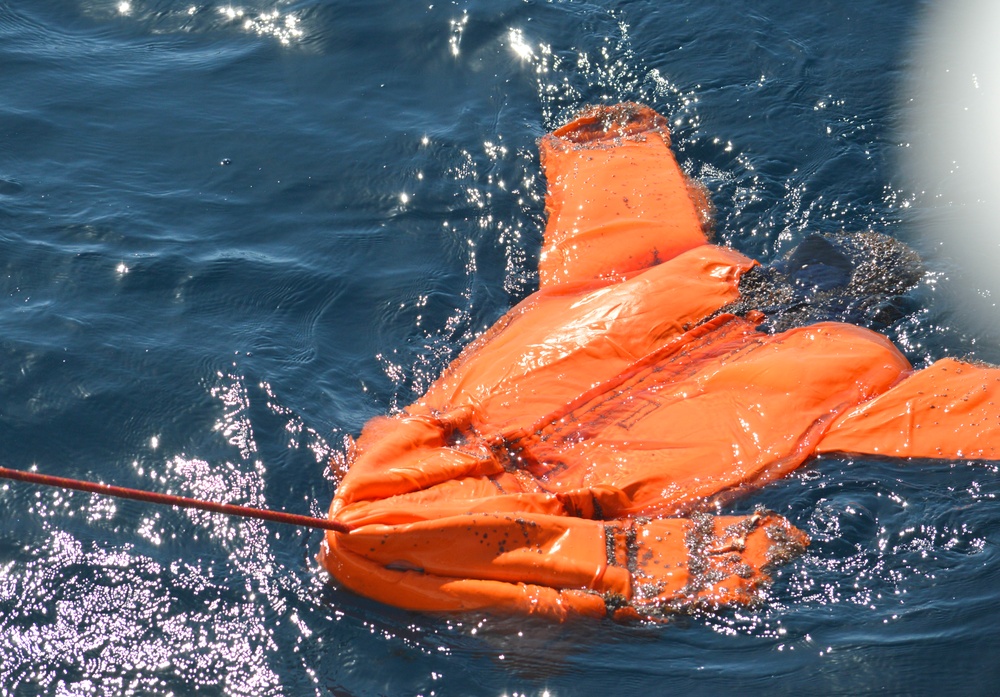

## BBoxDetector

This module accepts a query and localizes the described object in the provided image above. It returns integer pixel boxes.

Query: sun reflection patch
[100,1,309,47]
[0,365,340,694]
[218,5,304,45]
[508,28,534,61]
[448,11,469,57]
[0,522,284,694]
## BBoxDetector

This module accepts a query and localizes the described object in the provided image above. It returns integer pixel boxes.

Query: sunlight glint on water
[1,1,999,694]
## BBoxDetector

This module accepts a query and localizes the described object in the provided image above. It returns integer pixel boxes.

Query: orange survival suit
[321,103,1000,621]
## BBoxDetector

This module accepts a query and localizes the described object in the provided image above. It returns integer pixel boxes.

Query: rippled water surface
[2,1,999,695]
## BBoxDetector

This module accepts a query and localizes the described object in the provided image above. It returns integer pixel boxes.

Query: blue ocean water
[2,0,999,695]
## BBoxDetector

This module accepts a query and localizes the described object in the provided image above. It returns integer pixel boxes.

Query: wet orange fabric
[538,105,709,286]
[816,358,1000,459]
[321,103,1000,620]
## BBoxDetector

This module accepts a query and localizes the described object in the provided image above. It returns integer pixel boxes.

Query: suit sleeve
[815,358,1000,459]
[538,102,711,287]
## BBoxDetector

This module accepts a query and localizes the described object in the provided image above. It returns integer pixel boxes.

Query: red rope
[0,465,350,534]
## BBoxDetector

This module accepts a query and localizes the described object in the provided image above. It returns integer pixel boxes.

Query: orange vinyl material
[538,103,710,286]
[321,103,1000,620]
[816,358,1000,459]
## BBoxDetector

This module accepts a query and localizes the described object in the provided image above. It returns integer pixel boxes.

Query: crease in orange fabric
[321,102,1000,621]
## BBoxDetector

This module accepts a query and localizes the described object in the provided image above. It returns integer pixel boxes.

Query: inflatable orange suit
[321,103,1000,621]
